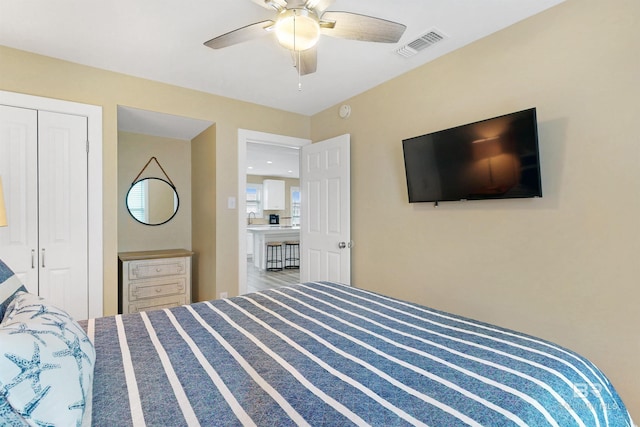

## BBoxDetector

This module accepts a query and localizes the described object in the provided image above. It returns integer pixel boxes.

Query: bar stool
[284,241,300,269]
[266,241,283,271]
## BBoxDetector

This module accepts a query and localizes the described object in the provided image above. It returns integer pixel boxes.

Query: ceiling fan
[204,0,406,77]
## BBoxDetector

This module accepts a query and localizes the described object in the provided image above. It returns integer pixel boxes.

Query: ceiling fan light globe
[275,9,320,51]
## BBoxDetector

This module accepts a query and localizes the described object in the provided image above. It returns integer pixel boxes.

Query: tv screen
[402,108,542,203]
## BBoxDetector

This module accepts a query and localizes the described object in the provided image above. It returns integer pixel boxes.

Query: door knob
[338,242,347,249]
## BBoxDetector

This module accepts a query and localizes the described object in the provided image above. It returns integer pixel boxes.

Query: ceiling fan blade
[250,0,286,11]
[320,11,406,43]
[294,47,317,76]
[204,20,275,49]
[305,0,335,14]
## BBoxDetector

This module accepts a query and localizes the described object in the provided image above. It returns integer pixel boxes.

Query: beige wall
[0,44,311,316]
[118,131,191,252]
[191,125,216,302]
[311,0,639,419]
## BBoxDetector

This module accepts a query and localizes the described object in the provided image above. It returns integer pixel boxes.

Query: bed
[0,271,634,426]
[88,281,634,426]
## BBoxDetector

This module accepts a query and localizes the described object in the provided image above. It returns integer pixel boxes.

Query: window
[126,179,148,223]
[290,186,300,226]
[246,183,263,219]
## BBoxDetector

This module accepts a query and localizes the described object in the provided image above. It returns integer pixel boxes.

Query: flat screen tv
[402,108,542,204]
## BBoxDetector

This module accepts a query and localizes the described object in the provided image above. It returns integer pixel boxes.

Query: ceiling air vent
[396,30,446,58]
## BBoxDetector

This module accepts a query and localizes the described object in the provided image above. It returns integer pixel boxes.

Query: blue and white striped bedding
[83,281,632,426]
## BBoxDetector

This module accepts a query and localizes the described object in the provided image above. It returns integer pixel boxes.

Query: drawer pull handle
[156,268,162,272]
[155,288,162,293]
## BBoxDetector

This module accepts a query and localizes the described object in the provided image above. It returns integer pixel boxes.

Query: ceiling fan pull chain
[298,50,302,91]
[293,12,302,91]
[293,11,297,52]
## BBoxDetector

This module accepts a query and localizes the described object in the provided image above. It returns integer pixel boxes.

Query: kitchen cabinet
[247,232,254,256]
[263,179,285,210]
[118,249,194,314]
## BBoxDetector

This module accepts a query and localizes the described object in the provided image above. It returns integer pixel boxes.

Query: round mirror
[126,178,179,226]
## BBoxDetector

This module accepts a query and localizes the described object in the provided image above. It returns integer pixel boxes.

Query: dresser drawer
[128,294,187,313]
[128,257,186,280]
[119,250,193,315]
[129,277,186,301]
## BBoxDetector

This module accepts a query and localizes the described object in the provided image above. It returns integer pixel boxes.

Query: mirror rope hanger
[132,157,176,188]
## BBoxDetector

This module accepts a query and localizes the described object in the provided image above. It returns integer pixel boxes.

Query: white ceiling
[0,0,564,116]
[118,106,214,140]
[2,0,565,179]
[247,142,300,178]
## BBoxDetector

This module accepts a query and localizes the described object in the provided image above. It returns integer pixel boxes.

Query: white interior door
[38,111,88,320]
[0,90,102,319]
[0,106,89,320]
[0,105,39,290]
[300,134,351,284]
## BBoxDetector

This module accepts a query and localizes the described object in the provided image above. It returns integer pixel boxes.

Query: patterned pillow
[0,259,26,320]
[0,291,95,426]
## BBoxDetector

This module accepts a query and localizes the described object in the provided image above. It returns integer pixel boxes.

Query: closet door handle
[41,248,45,268]
[31,250,35,269]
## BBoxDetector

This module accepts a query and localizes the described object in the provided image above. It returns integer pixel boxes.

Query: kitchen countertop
[247,225,300,233]
[247,226,299,270]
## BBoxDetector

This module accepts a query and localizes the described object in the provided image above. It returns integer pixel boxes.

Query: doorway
[237,130,310,295]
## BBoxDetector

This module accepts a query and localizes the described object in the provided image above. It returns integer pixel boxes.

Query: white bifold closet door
[0,105,38,288]
[0,105,88,320]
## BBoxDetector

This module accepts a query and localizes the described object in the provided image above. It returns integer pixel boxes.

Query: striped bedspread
[83,282,632,426]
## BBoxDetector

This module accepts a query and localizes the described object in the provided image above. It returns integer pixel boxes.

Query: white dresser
[118,249,194,314]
